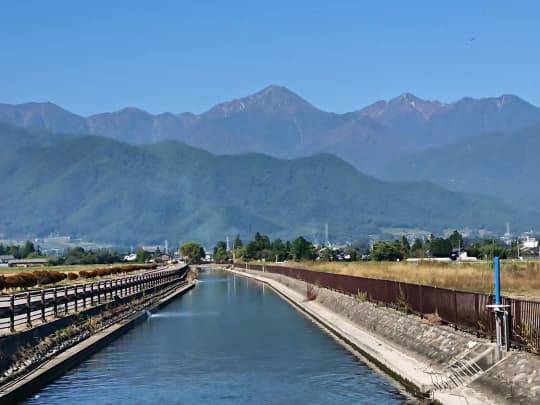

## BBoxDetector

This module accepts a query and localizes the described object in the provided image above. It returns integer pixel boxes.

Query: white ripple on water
[196,278,229,283]
[149,311,220,318]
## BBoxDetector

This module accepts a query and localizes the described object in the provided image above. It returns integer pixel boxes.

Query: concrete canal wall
[229,267,540,405]
[0,278,195,404]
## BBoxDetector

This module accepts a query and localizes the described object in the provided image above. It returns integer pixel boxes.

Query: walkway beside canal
[227,267,502,405]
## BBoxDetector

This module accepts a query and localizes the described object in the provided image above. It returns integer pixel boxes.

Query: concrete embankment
[0,281,195,404]
[227,267,540,405]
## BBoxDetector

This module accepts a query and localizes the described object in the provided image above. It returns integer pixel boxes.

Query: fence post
[64,286,68,314]
[9,295,15,333]
[475,294,480,337]
[74,286,78,312]
[90,283,94,306]
[41,289,45,322]
[419,286,424,319]
[53,288,58,317]
[97,282,101,304]
[453,291,458,330]
[26,293,32,327]
[83,284,87,308]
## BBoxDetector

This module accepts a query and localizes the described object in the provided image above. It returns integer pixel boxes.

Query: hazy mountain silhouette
[2,86,539,173]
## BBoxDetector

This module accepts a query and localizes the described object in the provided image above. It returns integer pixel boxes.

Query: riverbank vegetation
[214,231,529,264]
[214,232,540,298]
[0,263,158,292]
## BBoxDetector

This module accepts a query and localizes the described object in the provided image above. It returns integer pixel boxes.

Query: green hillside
[0,130,535,245]
[382,126,540,211]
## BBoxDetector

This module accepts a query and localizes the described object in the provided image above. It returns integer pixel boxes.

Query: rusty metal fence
[0,265,188,333]
[243,263,540,353]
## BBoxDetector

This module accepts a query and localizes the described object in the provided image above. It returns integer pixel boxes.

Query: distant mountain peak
[204,84,316,118]
[452,94,534,113]
[116,107,150,115]
[359,93,446,120]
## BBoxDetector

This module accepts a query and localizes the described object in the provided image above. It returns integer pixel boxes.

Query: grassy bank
[0,263,126,276]
[273,260,540,300]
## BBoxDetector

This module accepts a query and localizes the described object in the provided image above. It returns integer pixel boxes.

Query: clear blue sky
[1,0,539,115]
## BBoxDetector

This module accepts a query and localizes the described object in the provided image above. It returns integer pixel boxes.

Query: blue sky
[1,1,539,115]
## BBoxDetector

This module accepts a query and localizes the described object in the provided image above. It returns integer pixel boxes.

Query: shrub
[95,268,111,277]
[85,270,97,278]
[67,272,78,280]
[0,275,5,290]
[33,271,67,285]
[5,273,37,289]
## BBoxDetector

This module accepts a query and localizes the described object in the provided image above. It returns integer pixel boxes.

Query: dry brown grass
[283,260,540,300]
[0,263,122,276]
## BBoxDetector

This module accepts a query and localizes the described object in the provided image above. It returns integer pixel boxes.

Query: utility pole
[325,223,329,248]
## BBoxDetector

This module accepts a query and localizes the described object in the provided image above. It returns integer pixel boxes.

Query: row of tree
[0,241,39,259]
[211,231,523,263]
[214,232,316,263]
[49,247,123,265]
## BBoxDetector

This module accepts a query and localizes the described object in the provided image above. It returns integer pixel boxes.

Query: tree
[400,236,410,257]
[411,238,423,251]
[448,230,464,249]
[271,238,289,261]
[21,241,36,258]
[344,246,359,261]
[233,234,243,250]
[135,248,150,263]
[213,241,229,263]
[428,237,452,258]
[290,236,316,261]
[241,232,272,261]
[372,241,403,261]
[180,242,205,264]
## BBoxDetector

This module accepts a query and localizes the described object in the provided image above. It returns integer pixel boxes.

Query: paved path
[228,268,495,405]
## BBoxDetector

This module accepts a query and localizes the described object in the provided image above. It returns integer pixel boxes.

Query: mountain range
[0,123,534,245]
[2,86,540,175]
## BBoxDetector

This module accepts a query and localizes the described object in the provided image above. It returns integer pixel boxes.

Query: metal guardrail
[244,263,540,353]
[0,266,187,333]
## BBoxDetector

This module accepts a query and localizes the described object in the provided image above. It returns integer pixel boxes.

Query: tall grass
[287,260,540,299]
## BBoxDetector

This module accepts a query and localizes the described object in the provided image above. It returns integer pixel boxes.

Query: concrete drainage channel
[224,267,529,405]
[0,273,196,404]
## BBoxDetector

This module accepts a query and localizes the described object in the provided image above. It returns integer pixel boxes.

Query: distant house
[123,253,137,262]
[521,236,539,255]
[451,248,478,262]
[7,258,48,267]
[0,255,15,264]
[160,254,171,262]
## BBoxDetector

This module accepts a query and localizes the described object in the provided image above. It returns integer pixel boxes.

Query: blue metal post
[494,256,501,305]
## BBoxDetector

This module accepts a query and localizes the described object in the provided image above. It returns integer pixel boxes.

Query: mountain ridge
[1,87,540,175]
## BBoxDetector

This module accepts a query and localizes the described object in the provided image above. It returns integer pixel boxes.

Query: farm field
[275,260,540,300]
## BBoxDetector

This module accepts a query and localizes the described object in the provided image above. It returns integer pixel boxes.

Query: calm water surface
[26,269,414,404]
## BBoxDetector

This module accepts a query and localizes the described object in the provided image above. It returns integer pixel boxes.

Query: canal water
[26,269,414,404]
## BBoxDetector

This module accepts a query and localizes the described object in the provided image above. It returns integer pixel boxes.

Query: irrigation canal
[24,268,414,404]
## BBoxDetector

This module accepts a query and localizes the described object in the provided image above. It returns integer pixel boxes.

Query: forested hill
[0,128,535,245]
[382,126,540,211]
